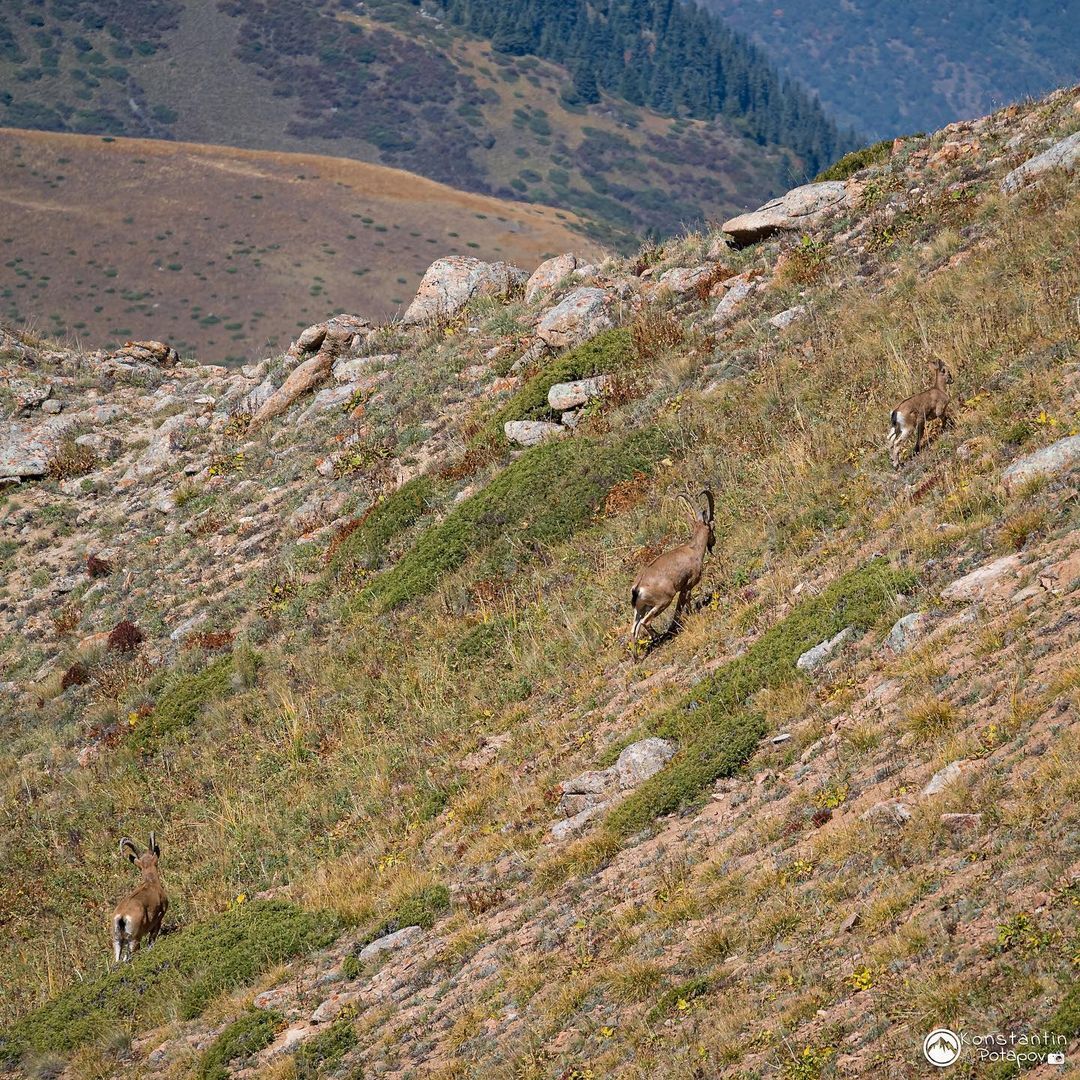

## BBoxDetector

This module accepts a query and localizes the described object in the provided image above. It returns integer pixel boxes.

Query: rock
[547,376,610,411]
[401,257,526,325]
[657,264,714,295]
[860,800,912,826]
[109,339,180,366]
[358,925,424,963]
[709,273,759,327]
[237,374,277,416]
[332,354,397,383]
[796,626,854,672]
[525,253,579,303]
[75,432,122,460]
[1001,131,1080,194]
[941,812,983,834]
[289,314,373,360]
[169,611,208,643]
[8,380,51,412]
[885,612,925,653]
[922,759,975,797]
[40,399,62,415]
[298,382,360,422]
[536,287,612,350]
[550,804,608,841]
[560,769,614,796]
[504,420,564,447]
[768,305,807,330]
[1001,435,1080,493]
[122,414,195,482]
[770,733,792,745]
[249,352,333,429]
[722,181,852,245]
[613,737,677,788]
[940,555,1023,603]
[0,416,78,479]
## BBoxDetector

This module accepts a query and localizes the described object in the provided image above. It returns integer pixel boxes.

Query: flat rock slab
[504,420,564,447]
[536,286,612,350]
[358,924,424,963]
[796,626,854,672]
[722,181,851,245]
[547,375,610,411]
[1001,131,1080,194]
[0,415,78,478]
[1001,435,1080,493]
[940,554,1023,603]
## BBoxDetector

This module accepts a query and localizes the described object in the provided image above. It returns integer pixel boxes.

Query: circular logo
[924,1029,962,1067]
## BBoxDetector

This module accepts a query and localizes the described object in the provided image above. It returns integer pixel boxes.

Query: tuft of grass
[132,656,236,746]
[472,327,634,445]
[45,438,98,481]
[0,902,339,1065]
[361,884,450,948]
[197,1008,283,1080]
[294,1016,357,1079]
[814,136,914,182]
[367,427,668,610]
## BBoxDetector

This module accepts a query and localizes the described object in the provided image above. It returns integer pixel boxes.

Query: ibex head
[119,834,161,874]
[676,489,715,552]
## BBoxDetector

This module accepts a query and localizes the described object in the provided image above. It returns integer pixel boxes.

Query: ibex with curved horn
[111,834,167,963]
[630,489,715,643]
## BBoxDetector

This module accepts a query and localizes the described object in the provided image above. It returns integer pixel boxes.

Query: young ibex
[887,359,954,469]
[112,834,167,963]
[630,489,715,643]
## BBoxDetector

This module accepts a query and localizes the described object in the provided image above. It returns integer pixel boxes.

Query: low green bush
[0,901,340,1064]
[133,656,235,745]
[197,1008,283,1080]
[294,1015,357,1078]
[814,135,920,182]
[604,561,915,840]
[361,884,451,949]
[472,327,634,446]
[369,427,668,610]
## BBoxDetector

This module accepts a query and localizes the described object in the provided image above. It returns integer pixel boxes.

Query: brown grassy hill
[0,127,597,364]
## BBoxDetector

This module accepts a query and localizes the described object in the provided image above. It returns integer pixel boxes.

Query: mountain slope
[1,84,1079,1078]
[702,0,1080,139]
[0,126,597,363]
[0,0,851,246]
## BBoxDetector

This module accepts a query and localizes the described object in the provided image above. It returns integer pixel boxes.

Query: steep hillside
[0,126,597,363]
[702,0,1080,139]
[1,85,1080,1079]
[0,0,851,245]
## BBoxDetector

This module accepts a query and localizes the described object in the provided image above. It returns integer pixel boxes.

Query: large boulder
[401,257,527,325]
[940,554,1023,603]
[657,264,715,296]
[249,353,333,430]
[288,314,373,363]
[536,286,612,350]
[110,339,179,367]
[504,420,565,447]
[1001,435,1080,493]
[525,253,579,303]
[1001,131,1080,194]
[0,416,77,479]
[722,181,852,245]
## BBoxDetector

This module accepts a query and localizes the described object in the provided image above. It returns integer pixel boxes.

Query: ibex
[112,834,168,963]
[630,490,715,643]
[887,359,954,469]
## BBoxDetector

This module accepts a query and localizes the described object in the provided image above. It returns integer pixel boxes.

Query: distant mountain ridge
[701,0,1080,138]
[0,0,855,246]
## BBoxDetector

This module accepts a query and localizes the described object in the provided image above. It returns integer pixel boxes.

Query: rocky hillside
[0,0,850,246]
[1,86,1080,1079]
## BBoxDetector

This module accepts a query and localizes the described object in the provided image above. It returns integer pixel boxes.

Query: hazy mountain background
[700,0,1080,138]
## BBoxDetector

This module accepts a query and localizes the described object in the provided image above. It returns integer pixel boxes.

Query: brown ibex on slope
[112,834,168,963]
[630,490,715,643]
[887,359,954,469]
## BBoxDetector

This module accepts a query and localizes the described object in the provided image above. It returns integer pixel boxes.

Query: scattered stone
[109,339,180,366]
[1001,435,1080,493]
[885,612,925,653]
[525,253,579,303]
[796,626,854,671]
[40,399,62,414]
[504,420,564,447]
[1001,131,1080,193]
[249,353,332,429]
[657,264,714,295]
[536,287,612,350]
[861,800,912,825]
[402,257,526,325]
[613,737,677,788]
[922,759,975,797]
[767,305,807,330]
[358,925,424,963]
[709,272,759,327]
[547,375,610,411]
[722,181,852,245]
[941,812,983,834]
[0,416,78,479]
[940,555,1023,603]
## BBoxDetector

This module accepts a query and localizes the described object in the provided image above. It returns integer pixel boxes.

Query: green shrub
[197,1008,283,1080]
[133,656,235,745]
[814,136,920,182]
[362,884,450,948]
[0,902,340,1064]
[368,427,668,610]
[604,561,915,840]
[294,1015,357,1078]
[473,327,634,446]
[327,474,436,576]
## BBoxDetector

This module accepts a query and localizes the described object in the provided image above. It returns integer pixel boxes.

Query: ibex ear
[149,832,160,857]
